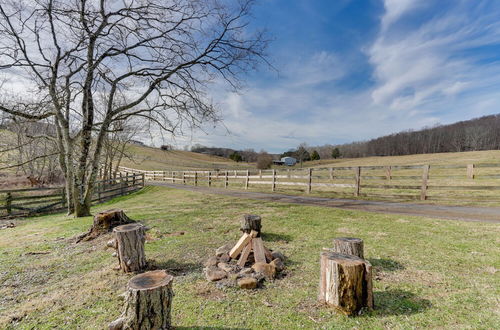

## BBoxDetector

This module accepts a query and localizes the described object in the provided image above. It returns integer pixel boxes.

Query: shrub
[256,152,273,169]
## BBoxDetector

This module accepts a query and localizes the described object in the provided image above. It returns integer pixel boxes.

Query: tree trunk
[113,223,146,272]
[331,237,364,259]
[240,214,262,237]
[318,251,373,315]
[76,209,134,242]
[109,270,174,330]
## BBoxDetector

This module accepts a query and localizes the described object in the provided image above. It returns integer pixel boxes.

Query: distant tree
[280,149,296,158]
[295,143,311,166]
[229,152,242,162]
[332,147,341,159]
[311,150,320,161]
[256,152,273,169]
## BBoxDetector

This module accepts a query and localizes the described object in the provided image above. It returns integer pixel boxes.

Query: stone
[238,277,258,289]
[251,262,276,280]
[219,253,231,263]
[271,251,285,261]
[270,258,285,272]
[216,278,237,289]
[217,262,234,273]
[205,266,227,281]
[204,256,219,268]
[239,267,253,276]
[215,244,232,257]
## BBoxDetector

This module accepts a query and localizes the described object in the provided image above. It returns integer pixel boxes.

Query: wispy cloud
[160,1,500,153]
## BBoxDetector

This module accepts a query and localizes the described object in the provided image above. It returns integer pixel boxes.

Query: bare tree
[1,119,60,184]
[0,0,268,216]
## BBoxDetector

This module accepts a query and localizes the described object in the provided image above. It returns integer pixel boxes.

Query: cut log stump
[318,251,373,315]
[76,209,134,242]
[240,214,262,237]
[109,270,174,330]
[113,223,146,272]
[332,237,364,259]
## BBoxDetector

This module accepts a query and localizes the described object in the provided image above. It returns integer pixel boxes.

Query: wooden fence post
[141,173,145,187]
[182,172,186,184]
[259,169,262,179]
[329,167,334,180]
[272,169,276,192]
[287,169,291,179]
[234,170,237,179]
[467,164,474,179]
[120,172,125,195]
[208,171,211,187]
[194,171,198,186]
[172,171,175,183]
[61,187,66,208]
[420,165,429,200]
[245,170,249,189]
[354,167,361,197]
[224,171,228,188]
[6,192,12,215]
[386,166,392,181]
[307,168,312,193]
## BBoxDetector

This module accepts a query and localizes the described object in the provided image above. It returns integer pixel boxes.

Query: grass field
[121,144,249,171]
[1,186,498,329]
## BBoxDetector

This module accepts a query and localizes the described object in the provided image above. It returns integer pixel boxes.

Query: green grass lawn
[0,186,499,329]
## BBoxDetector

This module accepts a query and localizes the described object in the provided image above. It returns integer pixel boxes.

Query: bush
[229,151,242,162]
[332,147,341,159]
[311,150,320,160]
[256,152,273,169]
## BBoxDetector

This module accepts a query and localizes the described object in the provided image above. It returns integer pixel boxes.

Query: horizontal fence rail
[0,173,145,218]
[119,163,500,204]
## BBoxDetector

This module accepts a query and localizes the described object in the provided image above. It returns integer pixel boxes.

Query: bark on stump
[318,251,373,315]
[113,223,146,272]
[109,270,174,330]
[76,209,134,242]
[240,214,262,237]
[332,237,364,259]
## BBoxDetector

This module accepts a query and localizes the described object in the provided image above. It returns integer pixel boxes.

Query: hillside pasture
[0,186,498,329]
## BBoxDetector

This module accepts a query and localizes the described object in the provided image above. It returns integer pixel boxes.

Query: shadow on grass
[372,289,432,316]
[175,327,249,330]
[368,258,405,272]
[261,232,292,242]
[147,258,202,276]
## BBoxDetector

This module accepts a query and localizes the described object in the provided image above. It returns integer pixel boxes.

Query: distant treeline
[334,114,500,158]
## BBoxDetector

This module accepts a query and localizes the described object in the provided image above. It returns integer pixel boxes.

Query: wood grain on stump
[113,223,146,272]
[240,214,261,237]
[332,237,364,259]
[76,209,134,242]
[318,251,373,315]
[109,270,174,330]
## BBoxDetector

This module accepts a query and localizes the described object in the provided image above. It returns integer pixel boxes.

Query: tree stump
[318,251,373,315]
[76,209,134,242]
[240,214,262,237]
[332,237,364,259]
[109,270,174,330]
[112,223,146,272]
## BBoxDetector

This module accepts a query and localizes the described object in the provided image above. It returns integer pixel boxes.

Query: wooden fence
[119,164,500,204]
[0,173,145,218]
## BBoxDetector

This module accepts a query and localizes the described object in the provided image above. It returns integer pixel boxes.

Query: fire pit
[203,215,285,289]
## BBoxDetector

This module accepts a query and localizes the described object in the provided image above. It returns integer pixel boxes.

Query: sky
[166,0,500,153]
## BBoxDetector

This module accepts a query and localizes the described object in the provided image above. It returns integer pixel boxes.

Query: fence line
[0,173,145,218]
[119,163,500,204]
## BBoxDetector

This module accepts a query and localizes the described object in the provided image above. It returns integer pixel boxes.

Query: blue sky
[172,0,500,153]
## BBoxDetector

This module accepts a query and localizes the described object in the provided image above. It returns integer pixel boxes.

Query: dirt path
[150,182,500,223]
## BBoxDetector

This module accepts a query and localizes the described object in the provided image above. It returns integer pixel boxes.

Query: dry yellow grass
[120,144,251,170]
[306,150,500,168]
